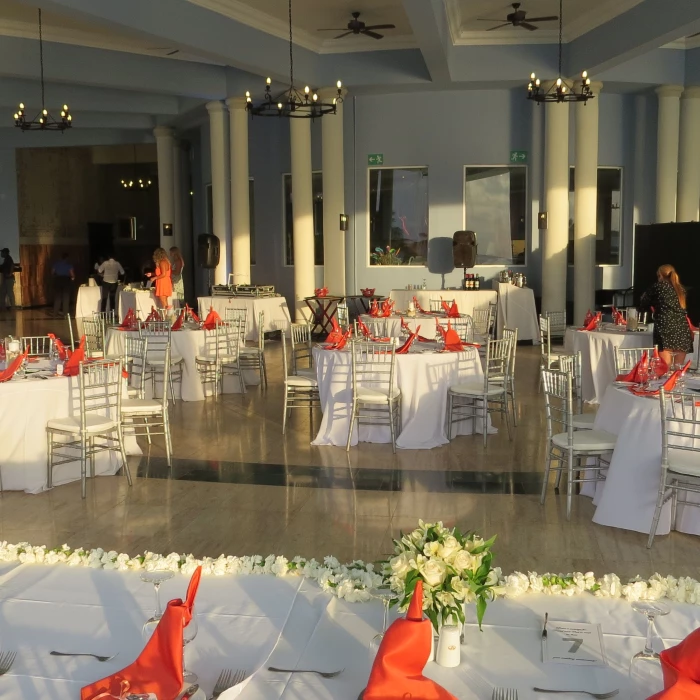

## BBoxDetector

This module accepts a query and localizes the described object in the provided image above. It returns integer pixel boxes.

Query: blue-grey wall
[0,148,19,259]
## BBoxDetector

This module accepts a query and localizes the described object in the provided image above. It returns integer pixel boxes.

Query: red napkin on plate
[47,333,68,360]
[324,328,351,350]
[580,312,601,331]
[653,347,669,377]
[202,307,222,330]
[357,318,372,339]
[446,301,460,318]
[363,580,457,700]
[326,316,344,344]
[611,306,627,325]
[412,296,430,314]
[369,300,380,318]
[443,320,466,352]
[81,567,202,700]
[144,307,161,323]
[381,300,393,318]
[0,348,28,382]
[648,626,700,699]
[171,308,185,331]
[582,309,594,327]
[119,308,138,330]
[396,327,420,354]
[630,360,690,397]
[617,351,648,382]
[63,336,86,377]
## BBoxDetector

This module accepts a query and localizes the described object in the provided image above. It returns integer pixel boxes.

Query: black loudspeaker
[198,234,220,269]
[453,230,477,268]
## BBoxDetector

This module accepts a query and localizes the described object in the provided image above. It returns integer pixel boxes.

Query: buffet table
[0,368,140,493]
[119,289,160,322]
[495,282,539,343]
[198,296,291,341]
[312,344,493,450]
[389,289,497,316]
[1,562,698,699]
[582,384,700,536]
[106,328,258,401]
[75,284,104,318]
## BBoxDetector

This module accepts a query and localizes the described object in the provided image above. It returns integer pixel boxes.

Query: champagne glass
[637,364,649,389]
[368,589,398,665]
[629,601,670,697]
[183,605,198,683]
[140,570,174,638]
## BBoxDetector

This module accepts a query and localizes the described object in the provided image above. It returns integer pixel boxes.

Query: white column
[320,89,346,295]
[225,97,251,285]
[172,138,184,254]
[290,117,315,321]
[542,100,570,314]
[206,101,231,284]
[677,86,700,222]
[530,103,544,297]
[153,126,175,250]
[573,84,601,323]
[656,85,683,223]
[633,95,649,228]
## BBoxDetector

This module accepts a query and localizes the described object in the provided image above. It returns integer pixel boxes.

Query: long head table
[2,562,699,699]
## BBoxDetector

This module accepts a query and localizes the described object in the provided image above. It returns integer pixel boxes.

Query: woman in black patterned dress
[640,264,693,368]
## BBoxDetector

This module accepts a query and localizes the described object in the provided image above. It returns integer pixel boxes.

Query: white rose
[271,556,289,576]
[436,591,456,609]
[419,558,447,587]
[423,541,440,558]
[465,536,484,552]
[437,536,461,561]
[503,572,529,598]
[485,569,499,587]
[595,574,622,599]
[389,552,413,579]
[450,576,467,601]
[451,550,477,574]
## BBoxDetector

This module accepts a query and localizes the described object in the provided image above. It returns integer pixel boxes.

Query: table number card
[542,620,608,666]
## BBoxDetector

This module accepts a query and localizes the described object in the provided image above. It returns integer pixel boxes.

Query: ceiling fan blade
[363,24,396,30]
[487,23,512,31]
[334,31,354,39]
[317,27,350,31]
[525,16,559,22]
[362,29,384,39]
[689,31,700,38]
[166,49,179,55]
[518,22,539,31]
[476,18,506,21]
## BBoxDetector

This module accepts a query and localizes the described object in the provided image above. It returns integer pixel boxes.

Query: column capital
[153,126,174,139]
[225,96,249,111]
[206,100,226,114]
[683,85,700,100]
[656,85,684,99]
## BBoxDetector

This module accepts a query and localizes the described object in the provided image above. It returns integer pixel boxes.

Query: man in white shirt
[97,255,125,313]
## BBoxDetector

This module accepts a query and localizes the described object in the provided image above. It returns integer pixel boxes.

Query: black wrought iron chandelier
[120,145,153,191]
[14,9,73,131]
[527,0,594,105]
[245,0,342,119]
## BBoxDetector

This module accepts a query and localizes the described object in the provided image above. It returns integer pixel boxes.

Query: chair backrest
[93,310,118,327]
[336,301,349,328]
[66,313,76,351]
[290,322,313,373]
[541,369,573,444]
[473,307,493,337]
[365,318,388,338]
[539,315,554,367]
[123,335,147,398]
[430,298,453,313]
[557,352,583,414]
[350,339,398,399]
[484,337,511,386]
[224,307,248,336]
[692,330,700,372]
[544,310,567,339]
[21,335,53,357]
[203,319,244,361]
[80,317,105,358]
[489,301,498,336]
[78,359,123,426]
[502,327,518,376]
[439,316,474,343]
[614,346,656,375]
[659,388,700,470]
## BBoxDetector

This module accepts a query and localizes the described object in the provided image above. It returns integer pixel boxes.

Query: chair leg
[80,436,87,499]
[540,448,552,505]
[144,417,152,445]
[169,366,176,403]
[46,431,53,489]
[282,387,289,435]
[647,480,667,548]
[510,378,518,426]
[117,426,132,487]
[566,448,574,520]
[446,393,453,440]
[388,402,397,455]
[239,365,246,394]
[163,415,172,467]
[262,356,268,387]
[671,480,679,530]
[503,394,513,441]
[346,402,357,452]
[89,436,96,478]
[482,399,488,448]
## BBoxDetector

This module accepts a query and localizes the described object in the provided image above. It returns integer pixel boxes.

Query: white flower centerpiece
[386,520,498,633]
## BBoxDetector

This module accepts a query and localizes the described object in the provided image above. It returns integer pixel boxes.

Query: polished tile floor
[1,307,698,581]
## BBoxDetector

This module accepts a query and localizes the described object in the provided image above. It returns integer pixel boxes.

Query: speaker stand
[207,269,212,296]
[441,274,446,291]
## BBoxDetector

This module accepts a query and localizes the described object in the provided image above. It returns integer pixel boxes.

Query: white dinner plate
[613,381,636,386]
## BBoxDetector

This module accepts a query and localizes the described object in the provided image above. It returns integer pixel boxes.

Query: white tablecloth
[495,283,540,343]
[0,370,139,493]
[198,297,291,341]
[581,384,700,536]
[3,563,700,699]
[389,289,497,316]
[359,313,442,340]
[119,289,160,322]
[105,328,259,402]
[312,345,493,450]
[75,285,103,318]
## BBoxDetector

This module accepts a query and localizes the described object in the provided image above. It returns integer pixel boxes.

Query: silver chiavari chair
[240,311,267,387]
[21,335,53,358]
[614,346,657,376]
[195,319,246,396]
[281,333,320,434]
[364,318,389,338]
[143,321,183,402]
[79,317,105,359]
[544,310,567,342]
[438,316,474,343]
[502,327,518,426]
[224,307,249,339]
[430,298,454,313]
[472,307,494,342]
[557,351,596,430]
[122,335,148,399]
[336,301,349,329]
[290,322,314,378]
[220,318,247,394]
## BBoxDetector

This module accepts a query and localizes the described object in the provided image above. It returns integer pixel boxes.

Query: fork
[208,669,247,699]
[0,651,16,676]
[533,690,619,699]
[492,689,518,700]
[267,666,344,679]
[50,651,117,662]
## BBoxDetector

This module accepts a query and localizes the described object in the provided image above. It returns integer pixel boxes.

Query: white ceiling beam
[401,0,452,83]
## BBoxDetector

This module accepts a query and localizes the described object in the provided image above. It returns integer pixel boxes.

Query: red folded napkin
[611,306,627,325]
[396,327,420,354]
[617,351,648,383]
[202,307,222,330]
[144,307,161,323]
[326,316,344,344]
[630,360,690,397]
[647,626,700,700]
[81,567,201,700]
[47,333,68,360]
[323,328,351,350]
[582,309,594,327]
[653,347,669,377]
[171,309,185,331]
[412,296,431,314]
[0,348,28,383]
[580,312,601,331]
[443,320,466,352]
[687,316,699,333]
[435,318,447,343]
[369,300,380,318]
[358,318,373,339]
[119,308,138,330]
[63,336,86,377]
[363,580,456,700]
[381,300,393,318]
[446,301,460,318]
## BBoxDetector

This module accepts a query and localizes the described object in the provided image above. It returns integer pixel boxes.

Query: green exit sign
[368,153,384,166]
[510,150,528,163]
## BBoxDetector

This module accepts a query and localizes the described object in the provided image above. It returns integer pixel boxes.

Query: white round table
[582,383,700,536]
[197,296,291,342]
[105,327,259,401]
[311,344,493,450]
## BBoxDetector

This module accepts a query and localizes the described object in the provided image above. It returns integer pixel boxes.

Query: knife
[181,684,199,700]
[542,612,549,639]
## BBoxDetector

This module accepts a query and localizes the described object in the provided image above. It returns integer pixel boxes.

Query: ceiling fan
[317,11,396,40]
[477,2,558,31]
[147,47,180,56]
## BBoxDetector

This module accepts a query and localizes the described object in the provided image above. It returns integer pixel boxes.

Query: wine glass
[637,364,650,389]
[368,589,398,665]
[140,570,174,638]
[629,601,670,697]
[183,605,198,683]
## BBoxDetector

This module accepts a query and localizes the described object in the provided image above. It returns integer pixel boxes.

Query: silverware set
[50,650,118,662]
[533,690,619,699]
[0,651,16,677]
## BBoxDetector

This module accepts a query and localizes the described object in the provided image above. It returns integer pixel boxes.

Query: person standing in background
[169,246,185,308]
[145,248,173,310]
[97,254,124,313]
[0,248,15,310]
[51,252,75,317]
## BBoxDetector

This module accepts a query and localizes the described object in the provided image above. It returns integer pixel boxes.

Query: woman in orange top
[146,247,173,309]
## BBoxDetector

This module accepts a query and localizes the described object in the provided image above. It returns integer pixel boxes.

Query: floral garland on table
[2,539,700,607]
